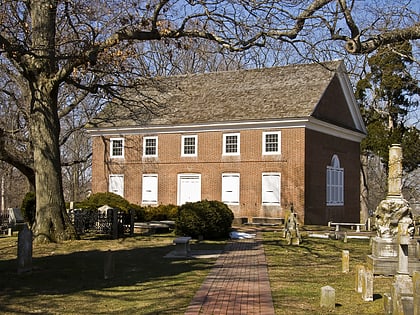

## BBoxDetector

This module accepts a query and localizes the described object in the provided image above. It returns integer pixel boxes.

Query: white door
[142,174,158,204]
[262,173,280,205]
[178,174,201,205]
[222,173,240,205]
[109,174,124,197]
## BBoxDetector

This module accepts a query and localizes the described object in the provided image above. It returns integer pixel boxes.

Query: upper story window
[110,138,124,158]
[223,133,240,155]
[263,131,281,155]
[143,136,158,157]
[326,154,344,206]
[182,135,198,156]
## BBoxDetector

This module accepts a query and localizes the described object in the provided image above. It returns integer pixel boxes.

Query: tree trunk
[360,155,369,225]
[29,0,77,243]
[30,82,77,243]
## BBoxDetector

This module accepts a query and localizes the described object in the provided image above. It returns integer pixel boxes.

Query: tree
[357,41,420,170]
[0,0,419,242]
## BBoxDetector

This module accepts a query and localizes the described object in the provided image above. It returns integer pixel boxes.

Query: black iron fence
[68,208,134,238]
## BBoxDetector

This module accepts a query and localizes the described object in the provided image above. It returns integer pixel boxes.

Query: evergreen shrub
[143,204,178,222]
[175,200,234,239]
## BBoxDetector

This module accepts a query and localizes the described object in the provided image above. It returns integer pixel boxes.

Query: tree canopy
[0,0,419,242]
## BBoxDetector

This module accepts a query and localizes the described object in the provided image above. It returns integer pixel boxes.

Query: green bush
[175,200,234,240]
[144,204,178,222]
[21,192,36,227]
[76,192,146,221]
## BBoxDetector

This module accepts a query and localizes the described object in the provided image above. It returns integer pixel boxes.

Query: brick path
[185,232,275,315]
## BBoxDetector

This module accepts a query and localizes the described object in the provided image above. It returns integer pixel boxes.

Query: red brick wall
[304,129,361,225]
[91,128,307,222]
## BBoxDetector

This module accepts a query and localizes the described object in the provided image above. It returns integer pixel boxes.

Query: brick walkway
[185,232,275,315]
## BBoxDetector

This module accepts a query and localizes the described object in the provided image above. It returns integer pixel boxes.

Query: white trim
[181,135,198,157]
[143,136,158,157]
[223,133,240,155]
[262,131,281,155]
[110,137,124,158]
[88,117,365,142]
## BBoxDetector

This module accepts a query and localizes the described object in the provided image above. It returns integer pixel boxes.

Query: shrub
[143,204,178,222]
[175,200,234,240]
[76,192,146,220]
[21,192,36,227]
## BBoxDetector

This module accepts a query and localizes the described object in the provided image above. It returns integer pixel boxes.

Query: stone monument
[283,204,302,245]
[367,144,419,275]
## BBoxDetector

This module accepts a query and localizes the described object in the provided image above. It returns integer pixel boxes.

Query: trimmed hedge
[175,200,234,240]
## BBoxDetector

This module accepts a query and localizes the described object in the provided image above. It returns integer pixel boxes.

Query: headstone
[361,269,373,301]
[104,249,115,280]
[342,250,349,273]
[17,225,32,274]
[8,208,24,226]
[355,265,365,293]
[320,285,335,310]
[392,275,414,315]
[383,292,392,315]
[413,271,420,315]
[398,222,410,275]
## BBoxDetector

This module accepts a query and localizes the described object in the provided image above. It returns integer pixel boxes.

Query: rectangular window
[181,135,197,156]
[142,174,158,204]
[222,173,240,205]
[110,138,124,158]
[143,136,158,157]
[223,133,240,155]
[263,132,281,154]
[262,173,281,205]
[109,174,124,197]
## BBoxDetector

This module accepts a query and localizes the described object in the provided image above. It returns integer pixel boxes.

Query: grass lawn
[0,233,224,315]
[0,228,394,314]
[263,229,394,315]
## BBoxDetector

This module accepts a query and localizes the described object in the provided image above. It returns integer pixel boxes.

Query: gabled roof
[90,60,366,138]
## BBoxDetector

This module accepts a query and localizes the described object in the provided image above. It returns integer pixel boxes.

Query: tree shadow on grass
[0,239,219,314]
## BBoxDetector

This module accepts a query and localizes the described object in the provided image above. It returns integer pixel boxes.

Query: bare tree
[0,0,419,242]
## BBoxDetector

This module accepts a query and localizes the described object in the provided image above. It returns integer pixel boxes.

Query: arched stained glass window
[326,154,344,206]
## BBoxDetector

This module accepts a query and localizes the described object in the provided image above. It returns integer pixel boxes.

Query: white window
[263,132,281,155]
[143,136,158,157]
[109,174,124,197]
[326,155,344,206]
[142,174,158,204]
[177,174,201,205]
[110,138,124,158]
[222,173,240,205]
[181,135,198,156]
[223,133,240,155]
[262,173,281,205]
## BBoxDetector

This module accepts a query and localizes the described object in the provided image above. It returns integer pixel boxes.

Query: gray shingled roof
[94,60,342,127]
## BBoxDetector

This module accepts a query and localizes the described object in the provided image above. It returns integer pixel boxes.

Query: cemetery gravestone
[104,249,115,280]
[320,285,335,310]
[342,250,349,273]
[17,225,32,274]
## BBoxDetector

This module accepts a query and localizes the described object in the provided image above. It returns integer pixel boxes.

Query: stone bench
[328,221,365,233]
[173,237,192,256]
